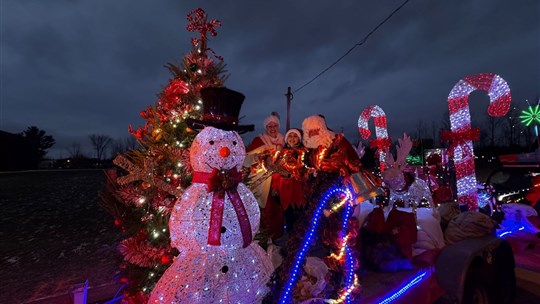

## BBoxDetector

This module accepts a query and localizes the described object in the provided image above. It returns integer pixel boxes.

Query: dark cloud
[1,0,538,157]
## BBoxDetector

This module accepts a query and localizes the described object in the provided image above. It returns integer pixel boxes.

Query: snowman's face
[190,127,246,172]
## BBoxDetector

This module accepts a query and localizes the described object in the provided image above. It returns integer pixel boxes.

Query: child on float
[278,128,308,233]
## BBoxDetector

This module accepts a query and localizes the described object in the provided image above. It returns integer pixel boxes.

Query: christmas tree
[100,8,228,302]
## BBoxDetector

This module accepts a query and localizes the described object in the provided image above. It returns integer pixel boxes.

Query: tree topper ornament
[186,8,223,60]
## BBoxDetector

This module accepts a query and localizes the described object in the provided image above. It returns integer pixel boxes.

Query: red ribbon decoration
[159,79,190,111]
[369,137,391,157]
[440,128,480,157]
[186,8,223,60]
[192,168,252,248]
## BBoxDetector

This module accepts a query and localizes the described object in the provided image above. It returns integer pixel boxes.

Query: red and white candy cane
[358,105,390,172]
[445,73,511,210]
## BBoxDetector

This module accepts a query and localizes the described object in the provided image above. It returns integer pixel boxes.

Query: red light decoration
[160,255,171,265]
[358,105,389,171]
[445,73,511,210]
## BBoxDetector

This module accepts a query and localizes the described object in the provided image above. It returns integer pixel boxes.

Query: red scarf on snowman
[192,167,252,248]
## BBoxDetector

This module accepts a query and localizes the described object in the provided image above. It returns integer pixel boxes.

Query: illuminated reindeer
[380,133,445,255]
[381,133,434,211]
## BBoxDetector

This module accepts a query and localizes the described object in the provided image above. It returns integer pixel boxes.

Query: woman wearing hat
[245,112,285,240]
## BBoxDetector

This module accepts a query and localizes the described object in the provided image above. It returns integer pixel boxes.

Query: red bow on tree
[159,79,190,112]
[440,128,480,157]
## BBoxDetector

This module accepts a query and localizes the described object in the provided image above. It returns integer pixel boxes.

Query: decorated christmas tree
[148,87,273,303]
[100,8,229,302]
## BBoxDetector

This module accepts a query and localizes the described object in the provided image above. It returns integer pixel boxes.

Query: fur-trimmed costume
[245,113,285,240]
[302,115,362,176]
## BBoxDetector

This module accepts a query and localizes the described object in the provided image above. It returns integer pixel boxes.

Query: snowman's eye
[209,140,215,145]
[232,141,237,146]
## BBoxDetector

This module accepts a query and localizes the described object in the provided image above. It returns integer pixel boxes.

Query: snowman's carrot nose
[219,146,230,158]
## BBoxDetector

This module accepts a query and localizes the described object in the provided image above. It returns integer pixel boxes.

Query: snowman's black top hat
[186,87,254,134]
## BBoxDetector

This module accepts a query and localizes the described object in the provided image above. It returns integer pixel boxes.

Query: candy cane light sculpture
[358,105,390,172]
[442,73,511,210]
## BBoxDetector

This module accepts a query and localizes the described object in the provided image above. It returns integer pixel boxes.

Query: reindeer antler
[395,133,412,168]
[383,133,412,170]
[384,146,395,168]
[355,142,365,159]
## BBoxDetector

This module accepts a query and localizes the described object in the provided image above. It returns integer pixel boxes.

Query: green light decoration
[406,154,423,165]
[520,105,540,126]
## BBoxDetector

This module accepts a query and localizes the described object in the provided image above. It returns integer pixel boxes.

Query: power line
[294,0,411,94]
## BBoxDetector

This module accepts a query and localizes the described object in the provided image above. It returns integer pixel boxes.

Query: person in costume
[277,128,308,233]
[245,112,285,240]
[302,114,362,177]
[277,115,368,301]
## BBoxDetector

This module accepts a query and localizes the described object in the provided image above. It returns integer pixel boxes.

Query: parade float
[97,8,540,304]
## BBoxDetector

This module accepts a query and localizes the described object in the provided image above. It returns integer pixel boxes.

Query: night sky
[1,0,539,158]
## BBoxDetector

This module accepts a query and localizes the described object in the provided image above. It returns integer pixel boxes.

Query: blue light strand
[278,186,347,304]
[342,192,354,304]
[377,270,428,304]
[345,246,354,304]
[497,226,525,238]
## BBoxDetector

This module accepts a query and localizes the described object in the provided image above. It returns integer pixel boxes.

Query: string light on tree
[100,7,229,302]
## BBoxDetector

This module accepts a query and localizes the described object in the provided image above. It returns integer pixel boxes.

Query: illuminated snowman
[149,87,273,304]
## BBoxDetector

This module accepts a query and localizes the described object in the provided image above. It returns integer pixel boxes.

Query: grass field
[0,170,123,303]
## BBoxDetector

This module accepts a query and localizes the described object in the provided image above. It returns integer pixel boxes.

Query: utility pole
[285,87,293,131]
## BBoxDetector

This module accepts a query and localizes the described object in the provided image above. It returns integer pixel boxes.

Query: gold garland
[114,155,184,198]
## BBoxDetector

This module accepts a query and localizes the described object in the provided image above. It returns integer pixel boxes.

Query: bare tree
[414,119,429,139]
[125,136,139,151]
[111,136,140,157]
[111,138,125,157]
[89,134,112,161]
[430,120,439,144]
[478,111,504,147]
[66,142,85,158]
[440,110,451,131]
[502,106,521,146]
